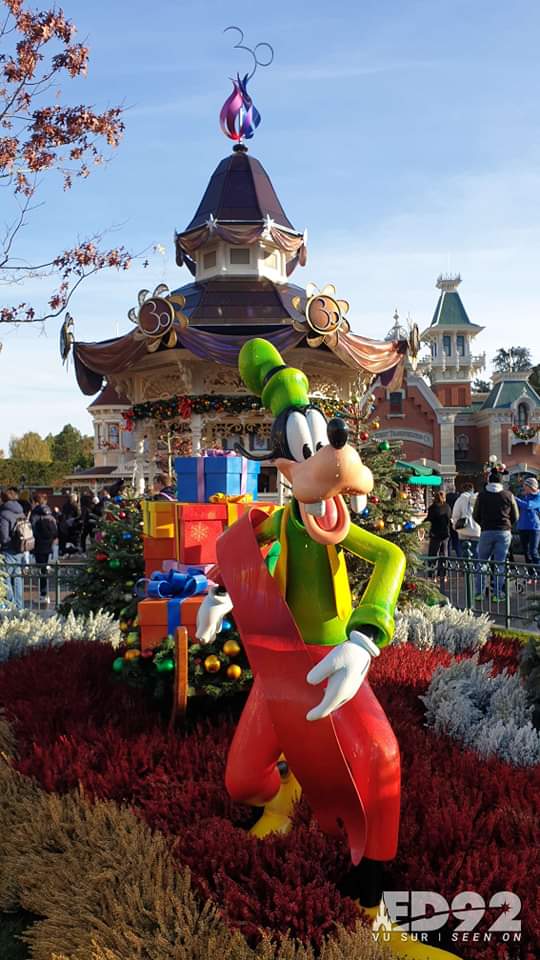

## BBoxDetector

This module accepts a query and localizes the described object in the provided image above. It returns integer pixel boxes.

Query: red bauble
[368,495,380,505]
[119,511,127,520]
[359,431,370,442]
[95,552,108,562]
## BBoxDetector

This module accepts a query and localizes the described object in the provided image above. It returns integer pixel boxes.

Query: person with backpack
[473,469,519,602]
[451,482,481,558]
[31,493,58,603]
[514,475,540,577]
[0,487,33,608]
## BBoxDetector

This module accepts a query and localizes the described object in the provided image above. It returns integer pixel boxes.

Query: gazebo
[70,134,416,496]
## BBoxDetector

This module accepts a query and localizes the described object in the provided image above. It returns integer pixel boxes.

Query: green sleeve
[341,523,406,649]
[254,506,283,545]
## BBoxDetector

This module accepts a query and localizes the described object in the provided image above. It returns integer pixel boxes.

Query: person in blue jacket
[514,475,540,574]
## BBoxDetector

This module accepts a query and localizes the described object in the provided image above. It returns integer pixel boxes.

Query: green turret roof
[481,379,540,411]
[430,290,472,327]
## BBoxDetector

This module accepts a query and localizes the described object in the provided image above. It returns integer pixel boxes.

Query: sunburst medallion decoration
[128,284,188,352]
[291,282,351,348]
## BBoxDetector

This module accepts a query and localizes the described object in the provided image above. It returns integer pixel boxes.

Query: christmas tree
[342,400,439,607]
[60,498,144,632]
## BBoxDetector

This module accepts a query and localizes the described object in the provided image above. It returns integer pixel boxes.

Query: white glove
[305,630,380,721]
[196,586,234,645]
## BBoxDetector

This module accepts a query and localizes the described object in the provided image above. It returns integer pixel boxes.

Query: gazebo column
[191,413,203,454]
[132,421,147,495]
[146,424,157,489]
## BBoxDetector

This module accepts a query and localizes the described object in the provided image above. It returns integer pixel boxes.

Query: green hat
[238,338,310,417]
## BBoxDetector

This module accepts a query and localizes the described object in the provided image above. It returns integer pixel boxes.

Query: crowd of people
[0,482,123,607]
[0,474,175,609]
[426,471,540,601]
[2,467,538,610]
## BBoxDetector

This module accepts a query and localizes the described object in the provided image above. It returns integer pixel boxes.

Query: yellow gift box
[142,499,176,539]
[208,493,278,527]
[209,492,253,526]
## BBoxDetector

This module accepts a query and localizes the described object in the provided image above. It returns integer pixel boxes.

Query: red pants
[225,646,401,861]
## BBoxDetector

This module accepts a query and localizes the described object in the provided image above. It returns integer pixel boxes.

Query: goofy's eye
[286,411,313,461]
[306,408,328,452]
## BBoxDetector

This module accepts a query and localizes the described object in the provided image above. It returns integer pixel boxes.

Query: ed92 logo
[381,890,522,934]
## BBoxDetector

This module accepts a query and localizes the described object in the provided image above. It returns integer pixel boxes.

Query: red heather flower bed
[0,637,538,958]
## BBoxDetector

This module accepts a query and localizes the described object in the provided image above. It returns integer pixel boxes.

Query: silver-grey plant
[422,657,540,767]
[396,604,492,653]
[0,609,120,663]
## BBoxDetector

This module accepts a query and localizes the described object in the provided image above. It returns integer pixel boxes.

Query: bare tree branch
[1,0,135,336]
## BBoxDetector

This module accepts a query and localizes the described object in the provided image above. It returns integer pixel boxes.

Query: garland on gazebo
[122,393,362,428]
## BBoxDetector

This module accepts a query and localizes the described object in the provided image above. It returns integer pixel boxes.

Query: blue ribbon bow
[146,568,208,600]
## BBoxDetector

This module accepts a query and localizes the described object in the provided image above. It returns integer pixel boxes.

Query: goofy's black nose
[327,417,349,449]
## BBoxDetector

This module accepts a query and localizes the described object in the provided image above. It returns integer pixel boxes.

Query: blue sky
[1,0,540,453]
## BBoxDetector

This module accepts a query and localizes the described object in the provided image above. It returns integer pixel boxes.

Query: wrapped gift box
[143,535,177,562]
[175,454,260,503]
[162,559,216,577]
[138,596,204,651]
[142,500,176,539]
[178,503,226,564]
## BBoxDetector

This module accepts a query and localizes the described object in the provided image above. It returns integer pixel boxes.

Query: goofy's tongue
[315,498,338,532]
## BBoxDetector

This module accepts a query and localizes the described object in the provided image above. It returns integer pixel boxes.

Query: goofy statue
[196,338,457,960]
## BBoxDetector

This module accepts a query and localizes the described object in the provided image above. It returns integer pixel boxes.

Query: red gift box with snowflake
[178,503,227,564]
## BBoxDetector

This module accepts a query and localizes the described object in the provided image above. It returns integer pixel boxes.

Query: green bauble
[112,657,124,673]
[378,441,390,452]
[109,558,121,569]
[155,657,174,673]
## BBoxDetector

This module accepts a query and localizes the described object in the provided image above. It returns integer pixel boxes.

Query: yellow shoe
[249,763,302,838]
[361,903,463,960]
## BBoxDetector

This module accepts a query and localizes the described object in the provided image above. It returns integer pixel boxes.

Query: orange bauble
[204,655,221,674]
[222,638,241,657]
[226,664,242,681]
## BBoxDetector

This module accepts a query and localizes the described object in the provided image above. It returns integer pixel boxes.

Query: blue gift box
[175,454,260,503]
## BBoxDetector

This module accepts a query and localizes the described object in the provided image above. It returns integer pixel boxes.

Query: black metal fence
[0,561,86,611]
[3,557,539,632]
[420,556,540,630]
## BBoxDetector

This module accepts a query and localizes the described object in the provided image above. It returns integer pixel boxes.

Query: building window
[431,341,437,359]
[108,424,119,445]
[455,433,470,461]
[203,249,217,269]
[230,247,251,265]
[389,392,403,414]
[443,335,452,357]
[456,335,465,356]
[250,432,271,452]
[517,402,529,425]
